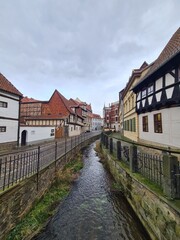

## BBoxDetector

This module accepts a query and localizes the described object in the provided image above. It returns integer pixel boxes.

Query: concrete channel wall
[101,146,180,240]
[0,135,100,240]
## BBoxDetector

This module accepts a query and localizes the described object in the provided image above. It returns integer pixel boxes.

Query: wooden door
[55,127,64,138]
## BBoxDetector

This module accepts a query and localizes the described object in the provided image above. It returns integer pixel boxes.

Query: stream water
[34,142,150,240]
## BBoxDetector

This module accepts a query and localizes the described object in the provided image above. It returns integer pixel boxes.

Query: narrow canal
[35,142,150,240]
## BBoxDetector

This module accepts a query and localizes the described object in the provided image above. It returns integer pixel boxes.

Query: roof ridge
[0,73,22,96]
[55,90,74,114]
[144,27,180,78]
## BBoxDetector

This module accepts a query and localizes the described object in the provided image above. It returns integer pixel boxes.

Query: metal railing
[0,131,100,191]
[101,132,180,199]
[136,152,163,186]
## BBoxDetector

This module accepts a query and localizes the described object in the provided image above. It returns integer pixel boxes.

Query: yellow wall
[123,67,150,142]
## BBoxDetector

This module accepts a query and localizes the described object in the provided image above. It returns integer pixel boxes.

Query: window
[142,116,148,132]
[154,113,162,133]
[132,95,135,108]
[132,118,136,132]
[148,84,153,95]
[142,89,146,98]
[0,101,8,108]
[0,126,6,132]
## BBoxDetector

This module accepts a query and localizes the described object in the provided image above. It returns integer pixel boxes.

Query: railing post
[71,136,72,150]
[74,135,76,147]
[3,157,7,191]
[101,132,104,145]
[105,135,109,149]
[37,146,40,191]
[163,153,179,199]
[129,145,137,173]
[65,136,67,162]
[55,141,57,171]
[110,138,113,154]
[117,141,121,160]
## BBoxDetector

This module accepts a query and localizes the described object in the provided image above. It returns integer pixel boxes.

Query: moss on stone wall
[100,146,180,240]
[6,154,83,240]
[0,136,100,240]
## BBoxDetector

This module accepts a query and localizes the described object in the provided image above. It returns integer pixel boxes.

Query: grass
[7,154,83,240]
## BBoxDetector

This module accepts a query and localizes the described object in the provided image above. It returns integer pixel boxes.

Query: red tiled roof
[56,90,74,114]
[21,97,41,103]
[132,28,180,93]
[69,98,79,107]
[141,27,180,81]
[123,61,150,97]
[43,90,74,117]
[92,113,101,119]
[86,104,92,112]
[0,73,22,96]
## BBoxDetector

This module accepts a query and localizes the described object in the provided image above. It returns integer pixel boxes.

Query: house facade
[71,98,92,132]
[122,62,151,142]
[20,90,84,145]
[103,102,119,131]
[110,101,119,131]
[119,89,124,134]
[91,113,103,131]
[103,105,111,129]
[133,28,180,148]
[0,73,22,148]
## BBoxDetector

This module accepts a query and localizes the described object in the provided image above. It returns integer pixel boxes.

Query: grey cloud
[0,0,179,115]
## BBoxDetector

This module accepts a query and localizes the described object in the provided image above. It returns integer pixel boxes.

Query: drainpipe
[17,96,21,147]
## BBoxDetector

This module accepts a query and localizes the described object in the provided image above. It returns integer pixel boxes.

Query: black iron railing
[101,132,180,199]
[136,152,163,187]
[0,132,100,191]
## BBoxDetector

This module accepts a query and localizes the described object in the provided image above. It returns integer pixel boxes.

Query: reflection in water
[34,142,150,240]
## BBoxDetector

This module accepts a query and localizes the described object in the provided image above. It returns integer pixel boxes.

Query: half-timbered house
[20,90,84,144]
[0,73,22,149]
[132,28,180,148]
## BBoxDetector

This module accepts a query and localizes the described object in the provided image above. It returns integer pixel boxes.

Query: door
[55,127,63,138]
[21,130,27,146]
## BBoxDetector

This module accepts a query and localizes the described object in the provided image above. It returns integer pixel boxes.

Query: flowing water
[35,142,150,240]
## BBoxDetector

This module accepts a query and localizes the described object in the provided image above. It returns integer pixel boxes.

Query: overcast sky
[0,0,179,116]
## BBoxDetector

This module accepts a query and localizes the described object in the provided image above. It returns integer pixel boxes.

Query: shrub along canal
[34,141,150,240]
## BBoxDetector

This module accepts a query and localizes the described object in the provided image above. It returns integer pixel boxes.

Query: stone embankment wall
[0,135,99,240]
[102,147,180,240]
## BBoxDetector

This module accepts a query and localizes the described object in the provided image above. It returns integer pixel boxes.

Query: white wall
[68,124,81,137]
[0,119,18,143]
[19,126,55,145]
[139,107,180,148]
[92,119,103,130]
[0,94,19,119]
[0,92,20,144]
